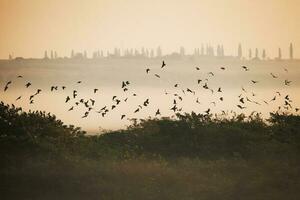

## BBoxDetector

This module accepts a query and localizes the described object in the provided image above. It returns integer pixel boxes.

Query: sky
[0,0,299,59]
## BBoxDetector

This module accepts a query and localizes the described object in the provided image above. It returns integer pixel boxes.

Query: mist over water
[0,59,299,133]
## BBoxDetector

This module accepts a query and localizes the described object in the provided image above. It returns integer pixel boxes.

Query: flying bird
[161,60,166,68]
[146,68,150,73]
[155,109,161,116]
[154,74,160,78]
[242,66,249,71]
[270,73,278,78]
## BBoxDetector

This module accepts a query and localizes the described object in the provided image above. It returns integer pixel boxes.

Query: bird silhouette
[121,114,126,120]
[154,74,160,78]
[16,96,22,101]
[155,109,161,116]
[251,80,258,84]
[174,84,179,87]
[73,90,77,98]
[196,67,200,70]
[217,87,222,92]
[68,106,74,111]
[25,82,31,88]
[242,66,249,71]
[237,105,246,109]
[94,89,98,93]
[161,60,166,68]
[62,86,66,90]
[65,96,70,103]
[4,81,12,91]
[17,75,23,78]
[284,80,291,86]
[208,72,214,76]
[220,67,225,70]
[270,73,278,78]
[146,68,150,73]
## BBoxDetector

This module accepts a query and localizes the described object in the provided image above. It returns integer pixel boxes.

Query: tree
[289,43,294,60]
[238,43,242,59]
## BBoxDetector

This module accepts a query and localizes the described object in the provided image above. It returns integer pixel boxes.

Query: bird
[146,68,150,73]
[4,81,12,91]
[197,79,202,84]
[251,80,258,84]
[94,89,98,93]
[73,90,77,98]
[68,106,74,111]
[220,67,225,70]
[219,97,224,101]
[121,114,126,120]
[134,108,140,113]
[77,81,82,84]
[208,72,214,76]
[161,60,166,68]
[62,86,66,90]
[270,73,278,78]
[284,80,291,86]
[196,67,200,70]
[143,99,149,106]
[170,105,177,112]
[30,100,34,104]
[17,75,23,78]
[155,109,161,116]
[242,66,249,71]
[25,82,31,88]
[237,105,246,109]
[174,84,179,87]
[187,88,195,95]
[16,96,22,101]
[155,74,160,78]
[239,98,245,104]
[90,99,95,106]
[122,81,126,88]
[204,108,210,115]
[217,87,222,92]
[65,96,70,103]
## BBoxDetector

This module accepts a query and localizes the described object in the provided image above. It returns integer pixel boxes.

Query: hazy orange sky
[0,0,299,59]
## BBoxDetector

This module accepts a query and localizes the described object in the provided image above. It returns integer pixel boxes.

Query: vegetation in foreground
[1,102,300,200]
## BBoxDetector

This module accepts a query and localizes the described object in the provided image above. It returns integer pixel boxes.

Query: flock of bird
[2,60,299,121]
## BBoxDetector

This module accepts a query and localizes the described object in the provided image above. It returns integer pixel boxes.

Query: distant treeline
[1,101,299,161]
